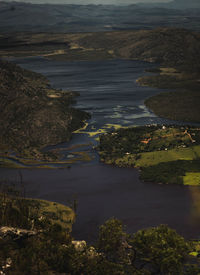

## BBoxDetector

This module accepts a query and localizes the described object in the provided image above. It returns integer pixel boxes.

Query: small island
[98,125,200,185]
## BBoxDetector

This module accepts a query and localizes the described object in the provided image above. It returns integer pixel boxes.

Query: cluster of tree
[98,125,200,166]
[140,159,200,185]
[1,183,200,274]
[99,126,157,162]
[1,217,200,274]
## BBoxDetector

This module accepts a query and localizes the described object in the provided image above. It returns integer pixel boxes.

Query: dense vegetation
[98,125,200,185]
[0,59,90,164]
[0,183,200,274]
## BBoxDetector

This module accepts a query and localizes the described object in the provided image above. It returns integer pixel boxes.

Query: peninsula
[98,125,200,185]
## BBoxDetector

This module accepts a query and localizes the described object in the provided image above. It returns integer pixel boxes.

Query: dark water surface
[12,57,174,128]
[1,58,200,242]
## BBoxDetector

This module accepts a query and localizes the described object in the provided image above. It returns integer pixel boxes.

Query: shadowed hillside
[0,59,90,162]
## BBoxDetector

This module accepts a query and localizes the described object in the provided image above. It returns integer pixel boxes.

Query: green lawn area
[136,145,200,168]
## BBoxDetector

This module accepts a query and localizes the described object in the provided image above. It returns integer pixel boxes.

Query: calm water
[1,58,200,242]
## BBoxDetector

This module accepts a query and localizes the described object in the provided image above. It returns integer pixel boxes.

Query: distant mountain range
[2,0,200,9]
[0,1,200,33]
[0,0,170,5]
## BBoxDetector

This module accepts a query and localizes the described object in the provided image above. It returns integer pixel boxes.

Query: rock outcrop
[0,226,37,242]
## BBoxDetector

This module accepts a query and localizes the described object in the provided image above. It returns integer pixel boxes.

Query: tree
[97,218,132,265]
[130,224,190,274]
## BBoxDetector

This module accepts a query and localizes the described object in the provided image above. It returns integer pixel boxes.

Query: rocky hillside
[76,28,200,72]
[0,59,89,160]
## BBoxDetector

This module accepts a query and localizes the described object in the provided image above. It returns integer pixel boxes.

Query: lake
[1,57,200,242]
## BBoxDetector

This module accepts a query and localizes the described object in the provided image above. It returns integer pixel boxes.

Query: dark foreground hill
[0,185,200,274]
[0,59,89,161]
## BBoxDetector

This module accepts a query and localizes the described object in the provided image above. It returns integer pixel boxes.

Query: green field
[136,145,200,167]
